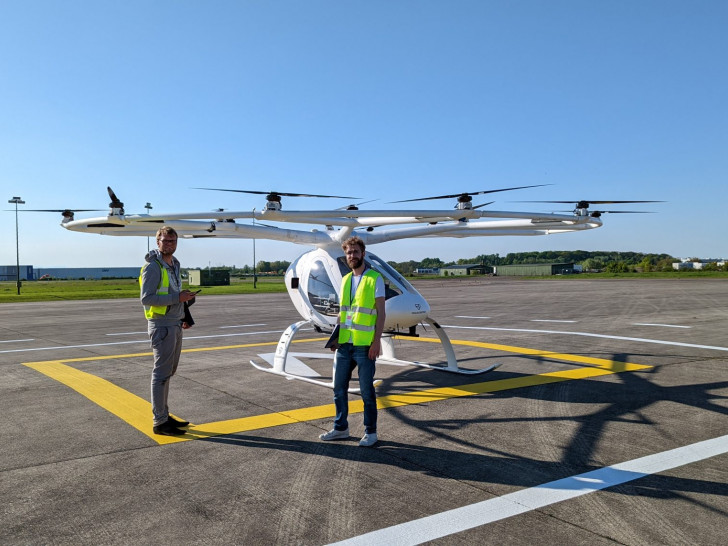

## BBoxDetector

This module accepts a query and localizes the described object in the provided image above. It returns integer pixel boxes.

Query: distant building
[494,263,575,276]
[32,267,140,280]
[188,269,230,286]
[439,264,489,276]
[672,259,725,270]
[0,265,34,281]
[414,268,440,275]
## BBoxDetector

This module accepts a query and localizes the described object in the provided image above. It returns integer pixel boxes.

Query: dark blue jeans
[333,343,377,434]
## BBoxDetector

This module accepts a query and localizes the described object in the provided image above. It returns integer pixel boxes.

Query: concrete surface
[1,277,726,544]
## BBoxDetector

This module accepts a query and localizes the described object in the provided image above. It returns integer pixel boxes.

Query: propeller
[514,200,664,209]
[107,186,124,213]
[584,210,655,218]
[513,200,664,218]
[193,188,360,201]
[389,184,550,207]
[336,199,379,211]
[17,208,105,221]
[471,201,495,210]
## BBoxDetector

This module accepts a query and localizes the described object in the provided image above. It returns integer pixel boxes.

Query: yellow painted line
[411,336,649,371]
[38,338,325,364]
[24,336,651,445]
[24,360,171,442]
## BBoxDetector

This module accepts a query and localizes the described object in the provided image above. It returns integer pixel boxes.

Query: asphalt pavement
[1,277,726,545]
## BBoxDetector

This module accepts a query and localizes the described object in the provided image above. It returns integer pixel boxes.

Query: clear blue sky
[2,1,726,268]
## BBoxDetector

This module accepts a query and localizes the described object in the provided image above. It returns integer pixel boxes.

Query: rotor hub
[455,194,473,210]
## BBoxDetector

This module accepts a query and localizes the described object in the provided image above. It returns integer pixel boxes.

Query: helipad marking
[633,323,691,329]
[444,324,728,352]
[23,337,650,445]
[332,433,728,545]
[1,329,293,354]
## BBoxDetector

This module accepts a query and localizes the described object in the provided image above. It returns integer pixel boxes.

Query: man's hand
[368,339,381,361]
[179,290,197,303]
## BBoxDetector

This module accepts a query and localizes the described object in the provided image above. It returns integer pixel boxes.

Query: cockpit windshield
[336,252,413,301]
[307,260,339,316]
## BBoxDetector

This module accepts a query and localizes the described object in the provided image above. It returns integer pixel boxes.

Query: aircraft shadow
[201,430,728,506]
[204,349,727,508]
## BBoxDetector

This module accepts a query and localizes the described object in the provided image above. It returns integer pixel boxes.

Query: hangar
[493,263,575,276]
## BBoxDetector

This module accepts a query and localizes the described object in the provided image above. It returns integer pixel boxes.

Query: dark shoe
[167,416,190,427]
[153,421,186,436]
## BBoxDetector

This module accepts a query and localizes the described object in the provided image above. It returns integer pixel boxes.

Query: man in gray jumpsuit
[140,226,198,436]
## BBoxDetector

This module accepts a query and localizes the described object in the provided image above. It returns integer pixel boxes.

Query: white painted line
[257,352,330,377]
[332,434,728,546]
[455,316,491,319]
[185,328,311,340]
[0,329,311,354]
[443,325,728,352]
[0,339,155,353]
[531,319,577,323]
[633,323,691,329]
[0,339,34,344]
[107,324,270,335]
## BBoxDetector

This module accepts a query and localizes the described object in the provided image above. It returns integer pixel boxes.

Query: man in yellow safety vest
[320,236,386,447]
[140,226,198,436]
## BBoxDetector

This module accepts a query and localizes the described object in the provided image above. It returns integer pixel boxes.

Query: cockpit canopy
[306,252,412,317]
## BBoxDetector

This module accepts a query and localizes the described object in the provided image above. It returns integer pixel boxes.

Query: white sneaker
[319,428,349,441]
[359,432,378,447]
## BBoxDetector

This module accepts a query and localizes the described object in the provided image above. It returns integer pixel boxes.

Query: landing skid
[249,317,501,388]
[249,320,381,392]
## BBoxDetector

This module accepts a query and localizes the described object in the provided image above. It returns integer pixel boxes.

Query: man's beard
[347,256,363,270]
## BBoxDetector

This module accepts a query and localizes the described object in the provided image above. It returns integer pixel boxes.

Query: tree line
[202,261,292,276]
[196,251,726,276]
[386,251,688,275]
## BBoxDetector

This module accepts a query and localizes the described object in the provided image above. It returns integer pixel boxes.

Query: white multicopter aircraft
[56,186,655,389]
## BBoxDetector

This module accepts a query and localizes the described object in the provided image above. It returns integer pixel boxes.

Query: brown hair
[156,226,178,242]
[341,236,365,253]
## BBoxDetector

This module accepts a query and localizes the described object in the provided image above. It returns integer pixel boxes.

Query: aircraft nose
[384,293,430,329]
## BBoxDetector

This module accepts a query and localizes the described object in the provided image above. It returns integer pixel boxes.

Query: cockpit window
[307,260,339,316]
[336,254,407,301]
[336,256,351,278]
[366,253,414,291]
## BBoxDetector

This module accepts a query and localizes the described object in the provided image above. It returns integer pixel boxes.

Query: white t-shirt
[350,272,385,299]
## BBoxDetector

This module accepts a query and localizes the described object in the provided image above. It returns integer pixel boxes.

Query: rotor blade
[336,199,379,211]
[107,186,124,206]
[389,184,550,204]
[593,210,655,214]
[20,209,104,213]
[557,210,655,214]
[471,201,495,210]
[193,187,360,199]
[515,200,664,204]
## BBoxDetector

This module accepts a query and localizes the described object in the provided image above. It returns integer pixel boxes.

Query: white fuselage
[285,247,430,332]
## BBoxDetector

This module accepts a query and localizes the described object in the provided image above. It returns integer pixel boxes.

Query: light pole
[252,213,257,289]
[144,202,153,251]
[8,196,25,295]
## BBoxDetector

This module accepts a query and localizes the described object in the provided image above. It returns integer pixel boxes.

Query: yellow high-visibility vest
[338,269,380,346]
[139,261,170,319]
